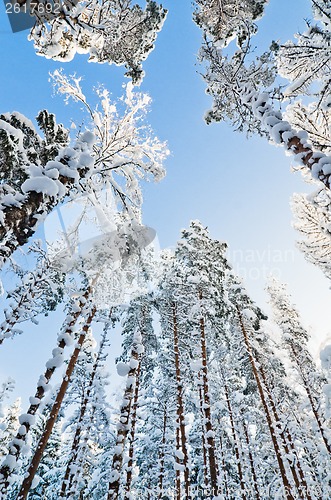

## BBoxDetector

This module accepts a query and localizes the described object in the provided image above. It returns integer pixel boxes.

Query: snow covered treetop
[29,0,167,84]
[194,0,268,47]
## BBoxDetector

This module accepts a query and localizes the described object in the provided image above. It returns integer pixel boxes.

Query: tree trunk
[242,415,261,500]
[0,288,92,493]
[198,290,219,496]
[60,318,110,497]
[16,305,96,500]
[236,305,295,500]
[221,373,246,500]
[175,425,181,500]
[107,331,143,500]
[218,431,229,499]
[158,408,168,499]
[258,364,312,500]
[172,302,190,499]
[124,361,141,499]
[197,375,209,490]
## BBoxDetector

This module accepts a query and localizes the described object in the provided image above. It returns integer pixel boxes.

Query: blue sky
[0,0,331,406]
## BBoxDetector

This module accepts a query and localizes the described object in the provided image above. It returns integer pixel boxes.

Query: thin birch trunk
[17,305,97,500]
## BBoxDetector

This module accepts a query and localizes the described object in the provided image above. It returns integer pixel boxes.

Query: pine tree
[60,319,113,498]
[0,399,21,461]
[16,301,97,500]
[0,242,65,345]
[0,73,167,265]
[193,0,331,189]
[291,191,331,281]
[29,0,167,85]
[267,277,331,459]
[0,288,94,491]
[107,301,147,500]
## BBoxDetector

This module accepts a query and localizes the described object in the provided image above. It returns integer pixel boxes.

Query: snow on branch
[29,0,167,84]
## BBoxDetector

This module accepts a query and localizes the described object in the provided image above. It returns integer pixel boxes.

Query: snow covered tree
[276,1,331,115]
[15,300,97,500]
[0,399,21,462]
[193,0,331,189]
[29,0,167,84]
[107,302,147,500]
[0,243,65,346]
[0,284,96,493]
[27,415,64,500]
[193,0,331,285]
[229,279,322,499]
[0,110,71,265]
[194,0,268,48]
[0,379,15,424]
[0,72,167,266]
[291,191,331,281]
[267,277,331,458]
[60,319,113,499]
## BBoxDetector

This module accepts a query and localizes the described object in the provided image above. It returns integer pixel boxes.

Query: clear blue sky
[0,0,330,406]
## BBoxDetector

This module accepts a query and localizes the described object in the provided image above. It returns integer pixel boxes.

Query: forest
[0,0,331,499]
